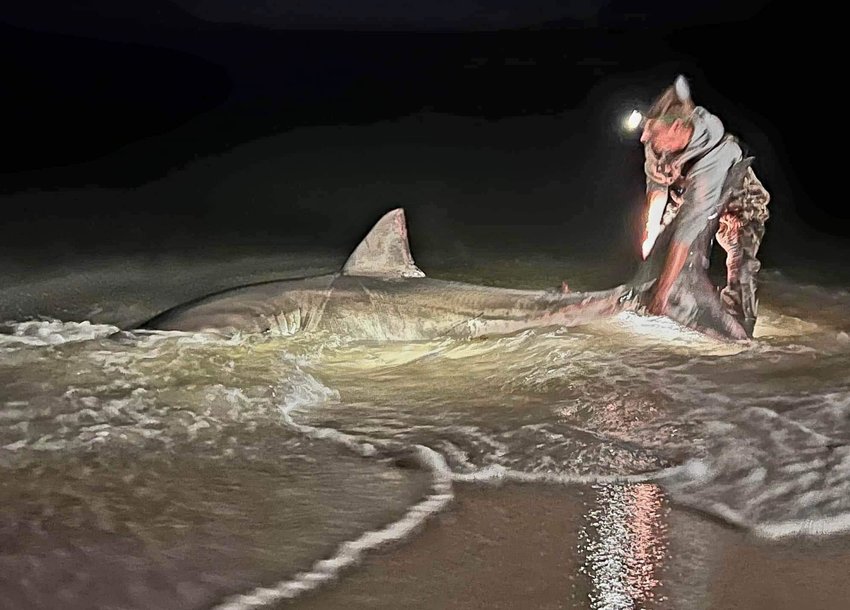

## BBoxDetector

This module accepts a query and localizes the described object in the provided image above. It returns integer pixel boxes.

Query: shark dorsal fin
[342,208,425,278]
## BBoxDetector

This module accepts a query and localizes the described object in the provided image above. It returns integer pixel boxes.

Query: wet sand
[288,483,850,610]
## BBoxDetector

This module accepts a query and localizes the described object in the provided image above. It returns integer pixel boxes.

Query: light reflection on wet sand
[579,483,668,610]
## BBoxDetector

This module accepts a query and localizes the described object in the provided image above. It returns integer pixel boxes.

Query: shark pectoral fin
[341,208,426,278]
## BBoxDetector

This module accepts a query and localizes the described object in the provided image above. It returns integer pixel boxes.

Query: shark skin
[140,209,636,341]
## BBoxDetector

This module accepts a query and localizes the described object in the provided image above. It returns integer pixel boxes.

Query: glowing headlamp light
[623,109,643,132]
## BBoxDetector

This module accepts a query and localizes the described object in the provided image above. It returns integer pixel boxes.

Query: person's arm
[639,135,679,260]
[645,172,686,314]
[648,240,689,314]
[638,116,694,303]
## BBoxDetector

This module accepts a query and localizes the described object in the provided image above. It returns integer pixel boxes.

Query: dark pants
[715,167,770,337]
[716,215,765,336]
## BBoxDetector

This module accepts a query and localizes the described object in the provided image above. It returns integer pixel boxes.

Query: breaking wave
[0,319,119,347]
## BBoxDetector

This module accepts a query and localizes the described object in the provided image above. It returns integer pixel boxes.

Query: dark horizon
[1,0,844,272]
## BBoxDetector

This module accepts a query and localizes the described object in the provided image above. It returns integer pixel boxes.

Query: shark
[140,208,639,340]
[143,155,755,343]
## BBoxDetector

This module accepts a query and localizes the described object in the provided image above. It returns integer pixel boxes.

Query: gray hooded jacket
[644,106,743,244]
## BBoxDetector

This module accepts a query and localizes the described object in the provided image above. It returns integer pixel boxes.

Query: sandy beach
[292,483,850,610]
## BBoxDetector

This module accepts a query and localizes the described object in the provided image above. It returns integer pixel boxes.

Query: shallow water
[2,250,850,608]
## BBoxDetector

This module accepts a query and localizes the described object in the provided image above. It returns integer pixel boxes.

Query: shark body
[141,209,633,340]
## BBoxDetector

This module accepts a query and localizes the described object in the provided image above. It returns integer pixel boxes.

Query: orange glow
[641,192,668,259]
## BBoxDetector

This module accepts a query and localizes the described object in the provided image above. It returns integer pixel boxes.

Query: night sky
[1,0,842,268]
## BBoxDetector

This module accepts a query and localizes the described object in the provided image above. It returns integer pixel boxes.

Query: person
[638,75,770,338]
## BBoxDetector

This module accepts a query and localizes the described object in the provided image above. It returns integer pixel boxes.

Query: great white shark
[141,208,639,340]
[143,158,754,343]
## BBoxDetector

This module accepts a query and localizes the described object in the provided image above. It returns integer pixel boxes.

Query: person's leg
[737,220,766,337]
[731,167,770,337]
[717,214,765,338]
[717,213,744,323]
